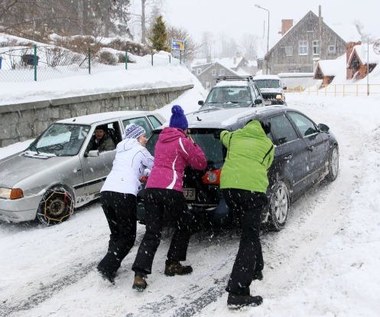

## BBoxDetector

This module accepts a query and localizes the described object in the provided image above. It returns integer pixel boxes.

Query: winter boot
[132,274,147,292]
[253,270,263,281]
[227,293,263,309]
[97,265,116,284]
[164,260,193,276]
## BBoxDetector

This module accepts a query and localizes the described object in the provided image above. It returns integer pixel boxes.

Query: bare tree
[167,25,200,62]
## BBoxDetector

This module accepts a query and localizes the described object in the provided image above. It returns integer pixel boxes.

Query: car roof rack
[216,75,253,83]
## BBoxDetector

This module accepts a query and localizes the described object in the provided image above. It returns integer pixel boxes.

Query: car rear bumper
[0,195,41,223]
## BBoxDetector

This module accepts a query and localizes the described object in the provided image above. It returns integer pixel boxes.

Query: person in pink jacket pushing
[132,105,207,291]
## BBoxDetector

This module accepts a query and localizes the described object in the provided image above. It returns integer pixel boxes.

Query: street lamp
[255,4,270,74]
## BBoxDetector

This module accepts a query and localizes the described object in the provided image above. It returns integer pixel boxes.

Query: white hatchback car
[0,111,164,225]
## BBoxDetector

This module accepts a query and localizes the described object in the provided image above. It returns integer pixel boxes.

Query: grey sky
[163,0,378,45]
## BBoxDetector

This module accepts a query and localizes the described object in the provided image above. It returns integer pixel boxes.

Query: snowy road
[1,93,379,317]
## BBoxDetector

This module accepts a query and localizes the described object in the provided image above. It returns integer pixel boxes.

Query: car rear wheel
[269,181,290,231]
[325,146,339,181]
[36,187,74,225]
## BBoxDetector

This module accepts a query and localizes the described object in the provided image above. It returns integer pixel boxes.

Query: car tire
[36,187,74,225]
[268,180,290,231]
[325,146,339,182]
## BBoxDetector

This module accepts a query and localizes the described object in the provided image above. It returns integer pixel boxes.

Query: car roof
[57,110,153,125]
[187,105,287,129]
[214,80,251,87]
[252,74,281,80]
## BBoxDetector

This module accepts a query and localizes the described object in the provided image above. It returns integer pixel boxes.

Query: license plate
[183,188,196,200]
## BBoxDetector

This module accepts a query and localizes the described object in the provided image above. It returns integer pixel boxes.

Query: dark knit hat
[96,125,107,132]
[169,105,188,130]
[123,124,146,139]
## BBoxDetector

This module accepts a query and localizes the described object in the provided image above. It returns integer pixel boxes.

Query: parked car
[140,105,339,231]
[198,76,264,109]
[0,111,165,225]
[252,74,287,105]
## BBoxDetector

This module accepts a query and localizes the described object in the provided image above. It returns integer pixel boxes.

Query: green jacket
[220,120,274,193]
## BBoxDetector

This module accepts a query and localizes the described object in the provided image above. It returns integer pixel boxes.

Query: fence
[291,84,380,97]
[0,45,176,82]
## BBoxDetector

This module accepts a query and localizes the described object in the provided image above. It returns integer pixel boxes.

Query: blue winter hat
[169,105,188,130]
[123,123,146,139]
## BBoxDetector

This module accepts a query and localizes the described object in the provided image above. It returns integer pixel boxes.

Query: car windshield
[203,86,252,108]
[147,129,225,166]
[254,79,281,89]
[27,123,90,156]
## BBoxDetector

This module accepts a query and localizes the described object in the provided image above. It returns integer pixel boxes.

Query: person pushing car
[220,119,274,309]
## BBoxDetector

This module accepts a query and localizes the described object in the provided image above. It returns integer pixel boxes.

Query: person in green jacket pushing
[220,119,274,309]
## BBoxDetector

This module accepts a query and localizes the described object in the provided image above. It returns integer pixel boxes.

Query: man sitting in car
[88,125,116,152]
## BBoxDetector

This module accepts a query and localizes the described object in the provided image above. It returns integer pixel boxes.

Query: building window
[285,46,293,56]
[219,69,225,76]
[312,40,320,55]
[298,40,308,55]
[328,45,336,55]
[196,68,201,75]
[211,69,216,76]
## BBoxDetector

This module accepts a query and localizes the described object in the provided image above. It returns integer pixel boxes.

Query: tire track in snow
[0,262,96,317]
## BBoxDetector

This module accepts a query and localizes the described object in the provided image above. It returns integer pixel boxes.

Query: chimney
[280,19,293,36]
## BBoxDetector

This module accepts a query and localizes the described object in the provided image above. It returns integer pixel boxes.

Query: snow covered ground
[1,68,380,316]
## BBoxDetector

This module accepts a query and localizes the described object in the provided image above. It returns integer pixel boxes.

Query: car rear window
[190,129,225,164]
[147,129,225,165]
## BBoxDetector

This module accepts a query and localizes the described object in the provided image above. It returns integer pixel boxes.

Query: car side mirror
[198,100,204,106]
[255,99,263,105]
[317,123,330,133]
[85,150,99,157]
[283,86,287,90]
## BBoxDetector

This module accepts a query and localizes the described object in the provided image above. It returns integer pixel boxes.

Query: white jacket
[100,138,154,195]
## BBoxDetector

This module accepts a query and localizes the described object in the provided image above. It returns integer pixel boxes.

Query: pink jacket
[146,127,207,192]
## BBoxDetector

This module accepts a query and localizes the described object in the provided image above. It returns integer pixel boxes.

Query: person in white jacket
[97,123,154,283]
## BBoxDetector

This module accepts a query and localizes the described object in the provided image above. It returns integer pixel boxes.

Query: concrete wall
[0,84,193,147]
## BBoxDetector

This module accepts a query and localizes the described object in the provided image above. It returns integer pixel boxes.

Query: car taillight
[202,169,221,185]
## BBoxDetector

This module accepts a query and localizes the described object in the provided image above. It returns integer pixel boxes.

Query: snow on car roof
[214,80,250,87]
[253,74,281,80]
[187,106,284,129]
[57,110,151,125]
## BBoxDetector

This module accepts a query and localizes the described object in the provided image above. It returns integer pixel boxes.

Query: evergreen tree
[148,15,169,51]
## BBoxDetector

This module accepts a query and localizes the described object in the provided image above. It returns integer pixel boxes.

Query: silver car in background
[0,111,164,225]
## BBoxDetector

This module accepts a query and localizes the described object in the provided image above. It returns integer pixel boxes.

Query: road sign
[171,39,185,51]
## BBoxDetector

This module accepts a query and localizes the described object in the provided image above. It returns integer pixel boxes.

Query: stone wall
[0,84,193,147]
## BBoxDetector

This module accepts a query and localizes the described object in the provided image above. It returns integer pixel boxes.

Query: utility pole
[255,4,270,74]
[141,0,147,44]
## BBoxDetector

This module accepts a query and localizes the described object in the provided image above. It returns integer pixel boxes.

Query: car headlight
[0,187,24,200]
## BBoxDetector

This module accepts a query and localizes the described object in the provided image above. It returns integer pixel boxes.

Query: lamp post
[255,4,270,74]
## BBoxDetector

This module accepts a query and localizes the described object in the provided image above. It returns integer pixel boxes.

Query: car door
[264,113,311,196]
[79,121,120,202]
[287,111,329,184]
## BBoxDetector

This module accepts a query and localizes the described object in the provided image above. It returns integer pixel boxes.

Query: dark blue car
[140,105,339,231]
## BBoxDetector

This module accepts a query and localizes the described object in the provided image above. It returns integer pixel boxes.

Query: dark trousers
[98,191,137,275]
[132,188,192,275]
[222,188,267,295]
